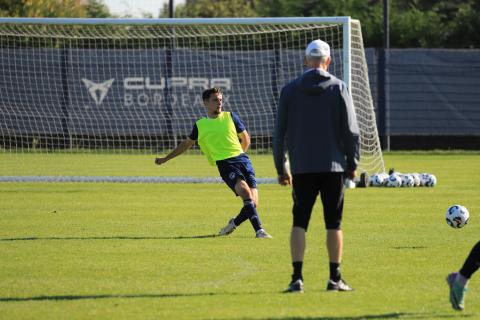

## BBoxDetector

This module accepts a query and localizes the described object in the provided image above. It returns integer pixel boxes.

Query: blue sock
[249,210,262,232]
[234,199,262,232]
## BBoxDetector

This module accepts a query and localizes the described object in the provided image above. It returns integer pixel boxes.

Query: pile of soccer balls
[368,172,437,188]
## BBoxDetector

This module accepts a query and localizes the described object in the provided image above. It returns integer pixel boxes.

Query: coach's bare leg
[327,229,343,263]
[291,226,306,262]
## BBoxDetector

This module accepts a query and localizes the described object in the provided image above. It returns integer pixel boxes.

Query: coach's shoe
[326,278,353,291]
[284,279,304,293]
[447,272,467,311]
[255,229,272,239]
[219,218,236,236]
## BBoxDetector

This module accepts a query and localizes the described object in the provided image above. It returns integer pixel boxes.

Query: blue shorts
[217,154,257,194]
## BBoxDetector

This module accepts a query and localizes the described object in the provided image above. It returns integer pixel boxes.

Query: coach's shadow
[0,234,219,241]
[241,313,475,320]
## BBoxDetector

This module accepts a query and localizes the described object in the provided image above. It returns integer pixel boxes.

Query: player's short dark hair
[202,87,222,101]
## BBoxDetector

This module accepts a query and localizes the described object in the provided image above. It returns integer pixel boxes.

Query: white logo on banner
[82,78,115,105]
[80,77,232,108]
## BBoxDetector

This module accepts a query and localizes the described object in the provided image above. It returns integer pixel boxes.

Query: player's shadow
[0,289,280,303]
[391,246,427,250]
[0,292,218,302]
[0,234,219,241]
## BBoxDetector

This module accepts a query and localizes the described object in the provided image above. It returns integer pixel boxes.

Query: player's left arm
[339,82,360,179]
[238,130,250,152]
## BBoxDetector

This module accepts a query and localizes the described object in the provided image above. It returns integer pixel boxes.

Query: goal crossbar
[0,17,352,25]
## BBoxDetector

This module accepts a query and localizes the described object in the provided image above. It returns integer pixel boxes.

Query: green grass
[0,152,479,319]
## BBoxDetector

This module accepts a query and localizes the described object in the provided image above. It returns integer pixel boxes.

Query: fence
[367,48,480,149]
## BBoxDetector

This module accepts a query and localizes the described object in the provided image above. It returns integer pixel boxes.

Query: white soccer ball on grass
[369,174,385,187]
[421,173,437,187]
[386,173,402,187]
[400,174,415,187]
[445,205,470,228]
[344,178,356,189]
[410,173,421,187]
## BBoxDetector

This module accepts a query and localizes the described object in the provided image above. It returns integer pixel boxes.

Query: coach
[273,39,360,293]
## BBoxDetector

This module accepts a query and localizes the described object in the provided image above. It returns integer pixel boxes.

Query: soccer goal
[0,17,384,182]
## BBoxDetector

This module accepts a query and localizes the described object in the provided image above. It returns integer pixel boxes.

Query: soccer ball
[400,174,415,187]
[379,173,389,182]
[421,173,437,187]
[445,205,470,228]
[344,178,356,189]
[419,173,429,186]
[410,173,421,187]
[369,174,385,187]
[386,173,402,187]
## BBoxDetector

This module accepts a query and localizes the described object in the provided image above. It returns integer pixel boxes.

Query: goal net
[0,17,384,182]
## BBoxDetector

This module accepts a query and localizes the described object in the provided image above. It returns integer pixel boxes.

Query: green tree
[163,0,260,18]
[0,0,110,18]
[0,0,25,16]
[166,0,479,48]
[389,4,445,47]
[85,0,111,18]
[438,0,480,48]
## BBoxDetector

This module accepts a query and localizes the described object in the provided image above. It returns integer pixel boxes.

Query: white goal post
[0,17,384,182]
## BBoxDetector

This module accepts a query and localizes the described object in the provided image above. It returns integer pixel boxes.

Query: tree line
[164,0,480,49]
[1,0,478,48]
[0,0,110,18]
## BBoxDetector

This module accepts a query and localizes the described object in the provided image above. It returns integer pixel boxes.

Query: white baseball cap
[305,39,330,57]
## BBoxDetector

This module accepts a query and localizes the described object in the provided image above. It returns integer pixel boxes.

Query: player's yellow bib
[196,112,243,165]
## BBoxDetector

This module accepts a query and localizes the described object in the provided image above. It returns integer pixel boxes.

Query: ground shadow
[0,234,219,241]
[1,295,477,320]
[0,292,217,302]
[236,312,475,320]
[0,289,275,303]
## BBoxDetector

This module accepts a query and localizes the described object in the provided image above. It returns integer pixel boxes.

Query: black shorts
[292,172,345,230]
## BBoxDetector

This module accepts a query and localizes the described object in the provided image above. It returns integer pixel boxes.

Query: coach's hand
[155,157,168,165]
[278,174,292,186]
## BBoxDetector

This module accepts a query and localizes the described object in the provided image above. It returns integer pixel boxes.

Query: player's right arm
[155,138,195,165]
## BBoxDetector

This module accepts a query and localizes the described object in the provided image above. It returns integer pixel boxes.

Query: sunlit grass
[0,152,479,319]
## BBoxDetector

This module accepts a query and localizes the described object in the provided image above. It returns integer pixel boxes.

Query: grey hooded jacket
[273,68,360,176]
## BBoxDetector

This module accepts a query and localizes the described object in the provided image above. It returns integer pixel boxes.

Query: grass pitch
[0,152,479,319]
